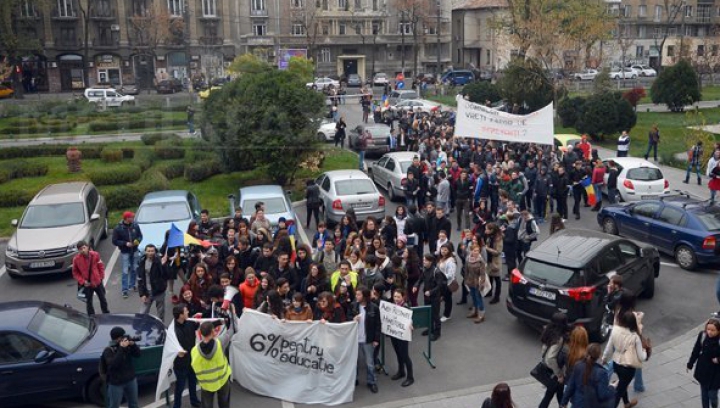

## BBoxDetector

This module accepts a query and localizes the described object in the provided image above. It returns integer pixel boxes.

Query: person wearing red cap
[112,211,143,298]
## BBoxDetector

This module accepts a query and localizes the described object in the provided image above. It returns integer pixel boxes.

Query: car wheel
[317,132,325,142]
[387,183,396,202]
[602,217,618,235]
[86,375,105,406]
[632,75,637,79]
[640,270,655,299]
[675,244,698,270]
[100,217,108,240]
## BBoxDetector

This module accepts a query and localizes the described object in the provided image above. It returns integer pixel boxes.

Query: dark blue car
[597,196,720,270]
[0,301,165,407]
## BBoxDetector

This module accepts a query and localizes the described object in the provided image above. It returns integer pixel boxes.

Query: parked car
[83,88,135,107]
[0,301,165,407]
[554,134,583,152]
[314,170,385,227]
[573,69,599,80]
[0,84,15,99]
[198,85,222,99]
[156,78,184,94]
[609,67,638,79]
[440,69,475,86]
[119,83,139,95]
[368,152,417,202]
[630,65,657,77]
[348,124,392,155]
[306,77,340,90]
[317,118,338,142]
[387,89,419,106]
[602,157,669,202]
[598,195,720,270]
[385,99,441,117]
[346,74,363,87]
[507,229,659,342]
[231,185,296,228]
[373,73,389,86]
[135,190,201,251]
[5,182,108,279]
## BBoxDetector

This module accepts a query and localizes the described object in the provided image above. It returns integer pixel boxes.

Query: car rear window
[243,197,288,215]
[626,167,662,181]
[137,202,191,223]
[28,306,91,352]
[335,179,376,196]
[696,210,720,231]
[522,258,582,287]
[21,203,85,228]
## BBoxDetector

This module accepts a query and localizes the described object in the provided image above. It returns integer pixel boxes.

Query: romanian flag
[167,223,213,249]
[382,94,389,108]
[581,177,597,207]
[287,222,298,264]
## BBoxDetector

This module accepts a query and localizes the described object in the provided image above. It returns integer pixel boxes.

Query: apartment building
[451,0,511,72]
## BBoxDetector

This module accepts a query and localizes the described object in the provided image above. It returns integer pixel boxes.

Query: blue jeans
[121,252,138,293]
[188,120,194,134]
[173,367,200,408]
[469,286,485,312]
[644,143,658,160]
[359,150,366,170]
[357,342,376,385]
[107,378,139,408]
[701,384,719,408]
[687,162,702,182]
[406,197,417,208]
[633,368,644,392]
[594,183,603,205]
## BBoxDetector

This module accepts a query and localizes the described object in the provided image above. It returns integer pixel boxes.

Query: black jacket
[236,246,259,271]
[455,178,473,200]
[414,265,446,299]
[173,319,200,370]
[101,342,141,385]
[688,331,720,388]
[253,254,276,275]
[351,300,382,344]
[112,222,143,254]
[404,213,426,239]
[553,172,570,198]
[534,172,552,197]
[306,184,322,208]
[427,215,452,243]
[404,177,420,199]
[269,264,299,292]
[607,167,619,189]
[137,255,167,297]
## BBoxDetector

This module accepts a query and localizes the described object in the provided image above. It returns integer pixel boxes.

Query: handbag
[641,335,652,360]
[480,276,492,297]
[530,345,556,388]
[77,254,92,303]
[448,279,460,293]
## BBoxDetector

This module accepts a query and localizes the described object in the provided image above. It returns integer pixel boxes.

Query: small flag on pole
[581,177,596,207]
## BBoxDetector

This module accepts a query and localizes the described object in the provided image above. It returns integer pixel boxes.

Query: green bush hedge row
[0,188,37,208]
[103,170,169,210]
[154,139,185,159]
[4,122,78,135]
[133,148,155,171]
[89,164,142,186]
[155,160,186,180]
[0,145,103,160]
[184,159,221,182]
[100,147,124,163]
[0,160,49,183]
[87,119,186,132]
[141,132,182,146]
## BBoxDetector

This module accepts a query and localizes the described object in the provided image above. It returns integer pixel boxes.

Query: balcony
[55,37,83,48]
[247,36,275,46]
[251,9,268,17]
[199,36,224,46]
[91,7,116,20]
[52,9,79,20]
[93,37,119,48]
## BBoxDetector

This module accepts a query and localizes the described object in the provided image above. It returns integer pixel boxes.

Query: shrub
[102,170,169,210]
[155,160,185,179]
[121,147,135,159]
[88,164,142,186]
[462,81,502,104]
[557,96,586,128]
[133,148,155,171]
[141,132,182,145]
[0,144,102,160]
[622,87,647,108]
[651,59,701,112]
[0,188,37,207]
[184,159,221,182]
[0,160,49,183]
[154,139,185,159]
[5,117,38,127]
[100,147,124,163]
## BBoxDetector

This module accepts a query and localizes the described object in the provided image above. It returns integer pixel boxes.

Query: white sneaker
[440,316,451,323]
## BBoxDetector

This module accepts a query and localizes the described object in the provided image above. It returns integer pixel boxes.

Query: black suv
[507,229,660,341]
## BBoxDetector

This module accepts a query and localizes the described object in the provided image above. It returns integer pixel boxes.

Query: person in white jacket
[602,311,649,408]
[706,150,720,178]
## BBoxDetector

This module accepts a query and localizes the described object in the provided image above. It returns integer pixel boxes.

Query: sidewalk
[0,130,199,147]
[363,324,704,408]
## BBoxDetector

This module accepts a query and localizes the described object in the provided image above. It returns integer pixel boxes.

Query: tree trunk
[10,56,24,99]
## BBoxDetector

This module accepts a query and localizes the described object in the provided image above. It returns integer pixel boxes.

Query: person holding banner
[352,286,382,393]
[390,288,415,387]
[171,305,201,408]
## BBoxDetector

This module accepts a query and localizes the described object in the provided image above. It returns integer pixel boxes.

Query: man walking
[112,211,143,298]
[137,244,168,322]
[172,305,201,408]
[358,128,372,171]
[644,124,660,161]
[102,327,141,408]
[454,170,472,231]
[187,105,195,135]
[352,286,381,393]
[685,141,704,185]
[412,254,446,341]
[305,179,322,229]
[72,241,109,316]
[617,131,630,157]
[192,321,232,408]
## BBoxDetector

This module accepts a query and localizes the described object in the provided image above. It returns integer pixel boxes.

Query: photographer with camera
[100,327,141,408]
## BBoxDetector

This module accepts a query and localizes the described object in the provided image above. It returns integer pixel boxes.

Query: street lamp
[436,1,440,79]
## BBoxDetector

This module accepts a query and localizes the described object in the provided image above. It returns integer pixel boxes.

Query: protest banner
[379,300,413,341]
[455,95,555,145]
[230,309,358,405]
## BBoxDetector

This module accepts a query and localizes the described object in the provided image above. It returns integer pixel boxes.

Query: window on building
[698,26,706,37]
[292,24,306,35]
[319,48,331,62]
[354,22,362,34]
[712,45,719,56]
[322,0,328,10]
[638,5,646,17]
[685,5,693,17]
[202,0,217,16]
[426,24,437,35]
[399,22,412,35]
[638,25,646,38]
[252,0,265,11]
[622,5,631,18]
[372,0,378,11]
[57,0,76,17]
[168,0,183,16]
[322,24,329,35]
[667,26,677,36]
[667,45,675,57]
[19,0,37,17]
[253,23,266,36]
[98,25,114,46]
[636,45,644,57]
[653,27,662,38]
[339,21,347,34]
[95,0,112,17]
[698,5,711,22]
[133,0,148,16]
[654,5,662,21]
[698,44,705,56]
[372,21,381,34]
[686,25,695,36]
[355,0,361,9]
[339,0,348,10]
[60,27,76,44]
[204,24,217,37]
[486,49,491,63]
[292,0,304,7]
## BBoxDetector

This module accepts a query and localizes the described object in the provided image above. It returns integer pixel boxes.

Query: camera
[122,335,142,342]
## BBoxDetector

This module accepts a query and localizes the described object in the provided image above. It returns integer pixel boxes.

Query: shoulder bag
[77,256,91,303]
[530,345,556,388]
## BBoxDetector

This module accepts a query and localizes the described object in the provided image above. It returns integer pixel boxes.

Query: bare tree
[393,0,432,76]
[651,0,685,71]
[292,2,324,73]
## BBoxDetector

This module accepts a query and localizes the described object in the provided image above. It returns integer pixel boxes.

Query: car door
[105,90,120,107]
[315,175,330,209]
[384,158,397,190]
[616,241,646,294]
[651,204,686,254]
[85,188,100,244]
[187,192,201,221]
[373,157,389,186]
[0,331,73,404]
[595,245,626,286]
[623,202,659,241]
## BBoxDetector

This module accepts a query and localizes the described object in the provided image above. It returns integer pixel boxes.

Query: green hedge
[0,160,49,183]
[155,160,185,179]
[133,148,155,171]
[3,121,78,135]
[100,147,123,163]
[0,188,37,208]
[88,119,186,132]
[0,145,102,160]
[88,164,142,186]
[103,170,169,210]
[184,159,221,182]
[5,117,37,127]
[121,147,135,159]
[141,132,182,145]
[154,139,185,159]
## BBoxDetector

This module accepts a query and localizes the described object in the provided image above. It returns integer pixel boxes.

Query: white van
[387,89,418,106]
[83,88,135,107]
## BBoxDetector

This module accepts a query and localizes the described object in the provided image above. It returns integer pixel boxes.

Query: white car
[609,67,638,79]
[373,73,389,86]
[630,65,657,77]
[316,119,337,142]
[306,77,339,89]
[368,152,417,201]
[574,69,599,81]
[83,88,135,107]
[314,170,385,226]
[385,99,441,117]
[602,157,669,202]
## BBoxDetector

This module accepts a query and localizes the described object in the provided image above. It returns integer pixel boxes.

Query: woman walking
[437,243,457,322]
[538,312,569,408]
[482,383,515,408]
[687,318,720,408]
[560,343,616,408]
[389,288,414,387]
[484,223,503,304]
[602,311,649,408]
[464,243,487,324]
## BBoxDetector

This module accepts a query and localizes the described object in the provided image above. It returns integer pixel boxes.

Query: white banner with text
[379,301,413,341]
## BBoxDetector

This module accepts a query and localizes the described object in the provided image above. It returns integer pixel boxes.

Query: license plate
[29,261,55,269]
[641,195,657,200]
[529,287,556,301]
[350,202,371,209]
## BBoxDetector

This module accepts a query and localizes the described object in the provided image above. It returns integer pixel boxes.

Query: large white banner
[230,309,358,405]
[379,300,413,341]
[455,95,555,145]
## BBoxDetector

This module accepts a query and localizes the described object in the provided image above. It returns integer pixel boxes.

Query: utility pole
[184,0,192,92]
[401,11,406,75]
[436,1,440,79]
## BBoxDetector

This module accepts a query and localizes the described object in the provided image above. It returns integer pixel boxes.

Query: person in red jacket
[577,135,592,161]
[72,241,109,316]
[591,158,606,212]
[238,268,260,310]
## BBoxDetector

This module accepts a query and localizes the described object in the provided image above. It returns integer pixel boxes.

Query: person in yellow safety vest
[191,321,232,408]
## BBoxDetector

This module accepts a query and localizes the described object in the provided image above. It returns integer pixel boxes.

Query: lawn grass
[0,145,357,238]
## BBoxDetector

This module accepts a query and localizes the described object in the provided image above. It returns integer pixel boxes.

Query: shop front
[59,54,85,91]
[167,52,188,81]
[95,54,122,87]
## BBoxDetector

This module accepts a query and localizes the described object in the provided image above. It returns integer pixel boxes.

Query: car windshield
[696,210,720,231]
[136,202,191,223]
[243,197,287,214]
[626,167,662,181]
[400,161,413,173]
[522,258,579,287]
[20,203,85,228]
[27,305,92,352]
[335,179,376,196]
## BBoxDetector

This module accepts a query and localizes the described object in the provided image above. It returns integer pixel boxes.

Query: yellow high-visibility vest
[191,339,232,392]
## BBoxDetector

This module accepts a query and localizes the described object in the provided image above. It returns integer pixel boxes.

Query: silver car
[368,152,417,202]
[5,182,108,278]
[315,170,385,226]
[233,185,296,227]
[136,190,202,251]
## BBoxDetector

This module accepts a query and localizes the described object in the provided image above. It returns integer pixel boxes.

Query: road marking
[293,203,311,246]
[281,400,295,408]
[141,388,191,408]
[103,248,119,287]
[660,261,681,268]
[0,266,5,279]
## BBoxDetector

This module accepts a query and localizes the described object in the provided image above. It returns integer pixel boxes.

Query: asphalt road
[2,94,718,408]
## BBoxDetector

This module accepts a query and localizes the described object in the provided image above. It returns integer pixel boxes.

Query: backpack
[98,346,114,383]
